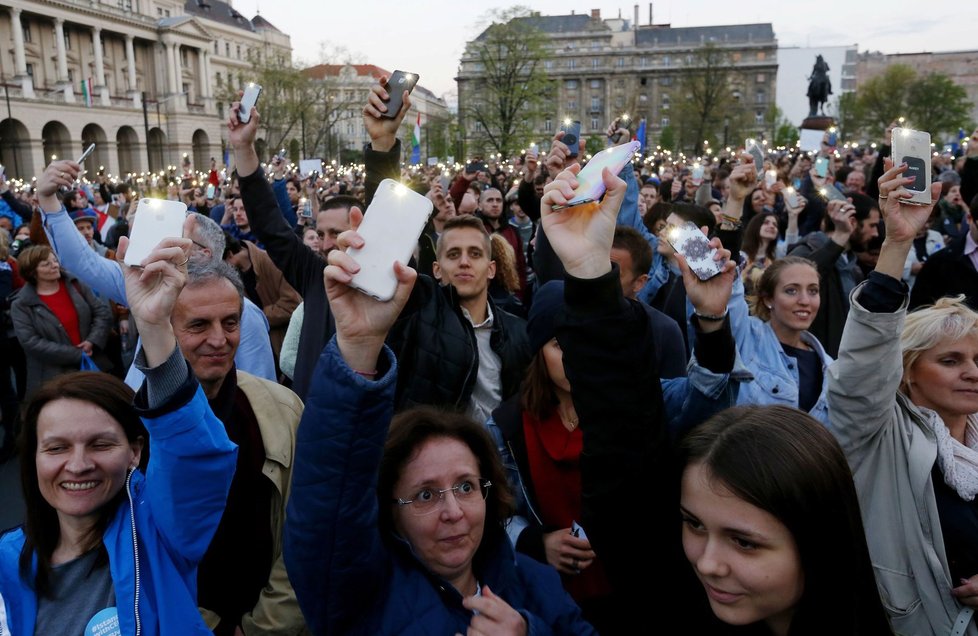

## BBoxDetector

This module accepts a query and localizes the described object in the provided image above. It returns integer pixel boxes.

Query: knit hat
[70,209,98,225]
[527,280,565,353]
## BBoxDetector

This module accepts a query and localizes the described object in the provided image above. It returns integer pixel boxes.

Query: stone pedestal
[801,116,835,131]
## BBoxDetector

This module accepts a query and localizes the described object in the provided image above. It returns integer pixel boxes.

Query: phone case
[239,83,262,123]
[784,188,801,209]
[563,121,582,157]
[746,140,764,174]
[666,221,723,281]
[892,127,932,205]
[124,199,187,267]
[551,141,641,210]
[76,143,96,164]
[814,157,829,179]
[382,71,419,119]
[347,179,433,301]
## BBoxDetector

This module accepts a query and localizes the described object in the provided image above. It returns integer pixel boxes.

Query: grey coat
[829,282,977,636]
[10,273,112,394]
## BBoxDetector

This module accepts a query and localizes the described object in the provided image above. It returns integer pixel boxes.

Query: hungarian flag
[81,77,93,108]
[411,112,421,164]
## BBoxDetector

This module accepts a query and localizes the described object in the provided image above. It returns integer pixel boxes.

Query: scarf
[921,409,978,501]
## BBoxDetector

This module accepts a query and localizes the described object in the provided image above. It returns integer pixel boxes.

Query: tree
[835,92,863,142]
[674,44,746,155]
[853,64,916,139]
[658,125,676,152]
[906,73,973,140]
[460,6,551,158]
[766,105,799,148]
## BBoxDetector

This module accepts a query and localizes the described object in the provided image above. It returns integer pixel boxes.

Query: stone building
[302,63,452,164]
[456,9,777,154]
[0,0,291,180]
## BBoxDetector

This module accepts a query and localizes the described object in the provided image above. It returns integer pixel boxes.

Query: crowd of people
[1,69,978,635]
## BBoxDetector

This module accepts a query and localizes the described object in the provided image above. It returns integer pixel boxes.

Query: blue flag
[634,118,647,153]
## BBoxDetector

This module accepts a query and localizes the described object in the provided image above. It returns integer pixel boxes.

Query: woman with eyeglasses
[284,206,595,635]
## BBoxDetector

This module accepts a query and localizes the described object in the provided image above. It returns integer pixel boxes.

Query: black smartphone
[465,161,488,175]
[562,120,582,158]
[239,83,262,124]
[382,70,420,119]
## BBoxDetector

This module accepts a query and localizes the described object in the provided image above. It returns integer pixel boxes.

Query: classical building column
[125,34,140,107]
[196,47,208,101]
[54,18,74,102]
[172,43,183,95]
[92,27,110,106]
[10,8,34,97]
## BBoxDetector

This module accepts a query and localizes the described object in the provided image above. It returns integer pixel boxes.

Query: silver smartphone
[124,199,188,267]
[238,83,262,124]
[666,221,723,281]
[892,127,932,206]
[347,179,432,302]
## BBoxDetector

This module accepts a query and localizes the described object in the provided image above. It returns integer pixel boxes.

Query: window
[614,96,624,109]
[567,100,577,112]
[236,45,241,59]
[589,79,601,89]
[545,59,553,70]
[474,121,483,132]
[22,25,31,43]
[214,41,219,54]
[660,76,671,86]
[215,72,222,86]
[616,79,624,87]
[591,58,599,69]
[565,79,578,90]
[755,110,764,124]
[181,48,188,67]
[67,69,74,82]
[569,58,576,69]
[640,57,647,67]
[663,55,670,67]
[661,117,670,127]
[64,30,71,50]
[590,117,599,130]
[217,102,224,118]
[347,121,354,135]
[757,51,766,61]
[591,40,600,50]
[544,118,553,132]
[225,42,230,57]
[25,63,34,79]
[755,89,765,104]
[590,96,602,112]
[756,73,766,83]
[639,93,647,103]
[617,57,624,68]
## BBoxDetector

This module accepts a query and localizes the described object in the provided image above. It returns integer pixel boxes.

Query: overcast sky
[250,0,975,99]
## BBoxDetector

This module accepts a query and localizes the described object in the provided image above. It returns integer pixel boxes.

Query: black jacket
[387,275,530,412]
[909,235,978,311]
[239,141,401,399]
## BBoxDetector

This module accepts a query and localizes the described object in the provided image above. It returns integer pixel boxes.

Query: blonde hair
[900,295,978,394]
[490,234,520,293]
[0,230,9,260]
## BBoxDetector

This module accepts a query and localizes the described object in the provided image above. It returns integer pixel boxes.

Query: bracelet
[694,309,729,322]
[719,214,742,230]
[354,369,378,378]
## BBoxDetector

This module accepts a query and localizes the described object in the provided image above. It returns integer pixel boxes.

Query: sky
[249,0,976,100]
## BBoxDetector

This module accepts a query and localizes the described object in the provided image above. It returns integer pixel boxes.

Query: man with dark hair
[909,193,978,310]
[788,194,880,356]
[612,226,687,378]
[478,187,528,300]
[316,195,358,254]
[388,214,530,419]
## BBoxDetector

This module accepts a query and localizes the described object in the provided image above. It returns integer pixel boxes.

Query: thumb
[599,167,626,214]
[482,584,496,599]
[117,236,130,264]
[349,207,364,232]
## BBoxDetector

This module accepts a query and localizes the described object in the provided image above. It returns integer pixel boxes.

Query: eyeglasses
[394,479,492,516]
[190,239,208,251]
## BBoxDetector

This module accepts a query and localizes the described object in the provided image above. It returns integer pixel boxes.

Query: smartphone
[346,179,433,302]
[562,120,582,158]
[299,158,322,179]
[238,83,262,124]
[892,127,933,206]
[666,221,723,281]
[784,187,801,209]
[123,199,187,267]
[746,139,764,174]
[826,130,838,147]
[205,183,216,200]
[551,141,641,210]
[76,143,96,165]
[764,170,778,188]
[571,520,590,542]
[814,156,829,179]
[820,184,848,202]
[691,164,705,184]
[381,70,419,119]
[299,197,312,218]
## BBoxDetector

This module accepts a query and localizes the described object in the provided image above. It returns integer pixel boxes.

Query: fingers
[364,86,388,119]
[599,167,627,213]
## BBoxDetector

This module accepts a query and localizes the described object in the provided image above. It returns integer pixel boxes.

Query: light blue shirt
[42,207,276,385]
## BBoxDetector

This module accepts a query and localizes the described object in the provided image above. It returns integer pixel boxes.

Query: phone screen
[205,184,216,199]
[815,157,829,179]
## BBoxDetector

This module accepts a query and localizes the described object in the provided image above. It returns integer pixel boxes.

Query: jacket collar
[235,370,294,469]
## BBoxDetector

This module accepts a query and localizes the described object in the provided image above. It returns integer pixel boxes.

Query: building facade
[0,0,290,180]
[456,10,778,154]
[854,49,978,128]
[302,63,452,164]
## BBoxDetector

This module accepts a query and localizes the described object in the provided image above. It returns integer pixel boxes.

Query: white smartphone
[892,127,932,206]
[746,139,764,174]
[764,170,778,188]
[551,141,641,210]
[347,179,433,301]
[784,186,801,209]
[124,199,187,267]
[238,83,262,124]
[571,520,589,542]
[666,221,723,281]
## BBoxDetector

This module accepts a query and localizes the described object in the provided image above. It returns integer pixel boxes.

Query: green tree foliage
[766,105,799,148]
[461,6,551,157]
[674,44,748,155]
[848,65,971,141]
[658,125,676,152]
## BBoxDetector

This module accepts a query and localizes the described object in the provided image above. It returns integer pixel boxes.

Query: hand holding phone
[123,199,187,267]
[746,139,764,175]
[551,141,640,210]
[814,156,829,179]
[238,83,262,124]
[892,127,933,206]
[381,71,419,119]
[666,221,723,281]
[562,120,582,158]
[346,179,432,301]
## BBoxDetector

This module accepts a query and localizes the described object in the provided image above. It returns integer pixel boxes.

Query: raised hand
[324,207,417,373]
[459,585,527,636]
[363,77,412,152]
[540,165,625,279]
[674,235,736,332]
[37,160,82,212]
[228,90,260,176]
[727,153,758,203]
[877,158,942,244]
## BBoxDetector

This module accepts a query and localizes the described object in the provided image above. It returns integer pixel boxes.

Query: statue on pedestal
[807,55,833,118]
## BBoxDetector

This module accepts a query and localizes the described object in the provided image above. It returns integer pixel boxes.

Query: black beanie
[527,280,565,353]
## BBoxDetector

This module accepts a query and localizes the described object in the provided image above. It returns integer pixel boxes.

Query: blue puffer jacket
[0,373,237,636]
[284,338,596,636]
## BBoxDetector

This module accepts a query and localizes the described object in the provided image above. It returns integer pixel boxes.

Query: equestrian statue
[807,55,833,118]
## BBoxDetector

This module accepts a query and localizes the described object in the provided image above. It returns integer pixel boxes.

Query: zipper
[455,322,478,409]
[0,589,8,636]
[126,468,142,636]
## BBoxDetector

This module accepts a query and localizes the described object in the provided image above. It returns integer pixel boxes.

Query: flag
[81,77,93,108]
[634,118,647,153]
[411,112,421,165]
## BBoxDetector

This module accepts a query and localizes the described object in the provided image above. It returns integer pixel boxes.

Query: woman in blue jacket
[0,192,236,636]
[729,255,833,426]
[284,206,596,636]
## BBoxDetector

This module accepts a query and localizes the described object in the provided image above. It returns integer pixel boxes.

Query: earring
[766,305,772,309]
